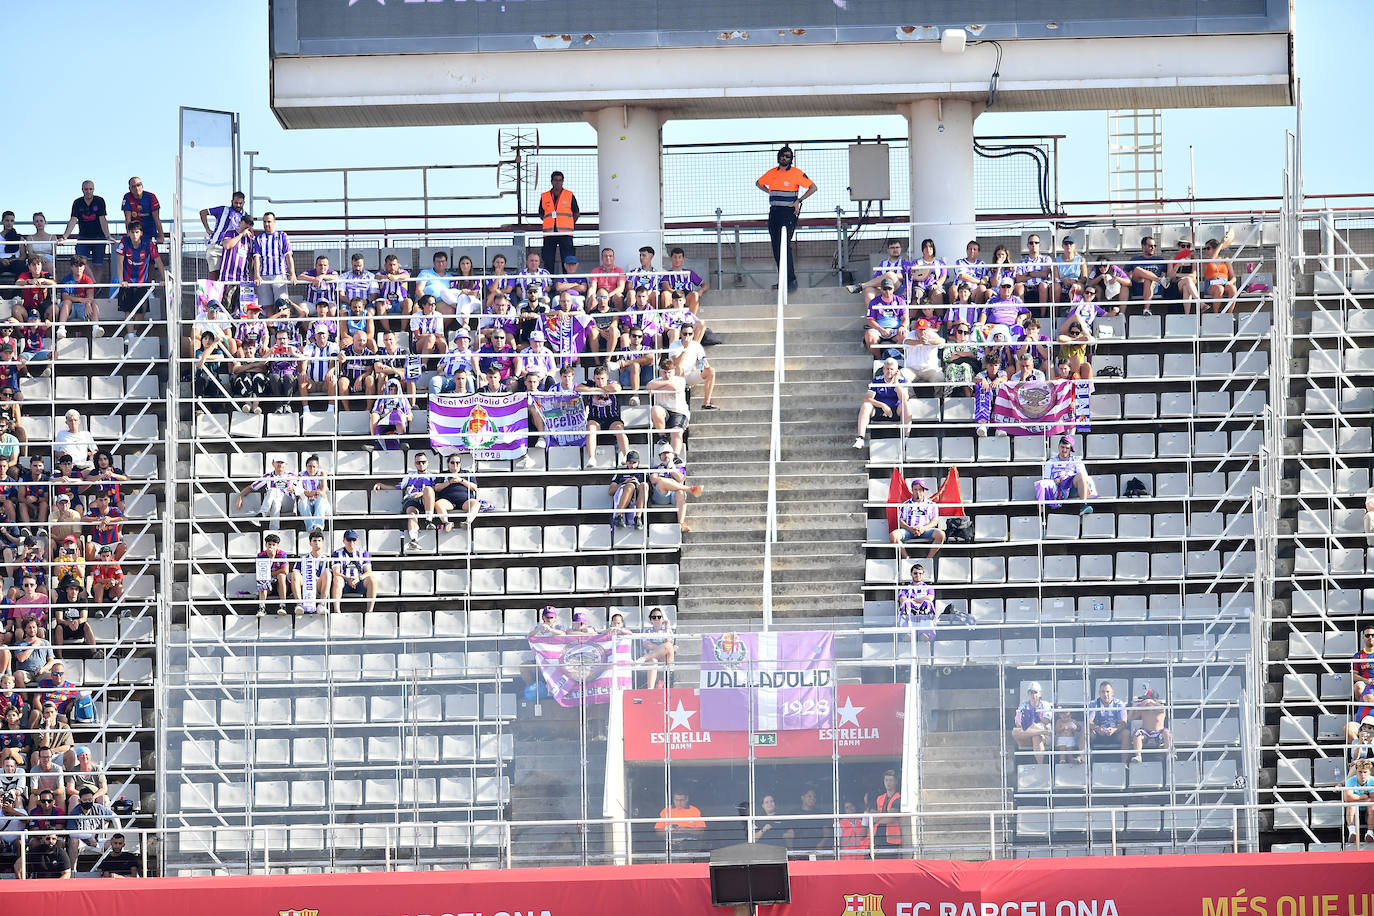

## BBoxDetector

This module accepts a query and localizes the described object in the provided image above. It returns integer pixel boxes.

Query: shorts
[649,484,674,506]
[206,244,224,272]
[593,314,617,331]
[1064,344,1087,361]
[870,401,901,421]
[375,297,405,316]
[75,243,106,266]
[402,495,426,514]
[340,580,367,597]
[69,301,87,320]
[1206,277,1230,292]
[663,410,688,430]
[683,370,705,389]
[896,528,937,543]
[443,485,474,506]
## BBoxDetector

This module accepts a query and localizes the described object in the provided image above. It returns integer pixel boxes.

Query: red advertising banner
[3,850,1371,916]
[624,684,906,761]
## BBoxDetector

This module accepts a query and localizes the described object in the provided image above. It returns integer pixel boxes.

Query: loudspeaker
[708,843,790,907]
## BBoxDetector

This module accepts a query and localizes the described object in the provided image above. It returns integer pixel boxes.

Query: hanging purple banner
[429,393,528,460]
[699,631,835,731]
[528,633,633,707]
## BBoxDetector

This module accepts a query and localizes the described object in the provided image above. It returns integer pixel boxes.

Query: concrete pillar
[900,98,979,264]
[590,105,665,268]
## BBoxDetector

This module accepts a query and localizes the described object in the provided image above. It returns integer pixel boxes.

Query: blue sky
[1,0,1362,229]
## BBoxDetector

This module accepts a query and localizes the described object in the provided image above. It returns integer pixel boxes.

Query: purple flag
[528,633,633,707]
[429,393,528,460]
[542,311,594,366]
[699,631,835,731]
[533,391,587,447]
[990,379,1084,436]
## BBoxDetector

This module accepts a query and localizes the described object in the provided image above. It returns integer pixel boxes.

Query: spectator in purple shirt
[199,191,247,280]
[250,212,296,307]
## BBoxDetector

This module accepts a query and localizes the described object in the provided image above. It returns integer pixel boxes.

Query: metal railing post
[834,205,846,287]
[715,208,725,291]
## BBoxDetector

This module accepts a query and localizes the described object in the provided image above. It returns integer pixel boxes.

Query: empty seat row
[1303,385,1374,415]
[177,772,507,812]
[861,633,1247,666]
[1289,586,1374,615]
[174,821,505,857]
[181,692,512,728]
[1299,426,1374,455]
[865,549,1257,585]
[1291,546,1374,576]
[894,428,1264,467]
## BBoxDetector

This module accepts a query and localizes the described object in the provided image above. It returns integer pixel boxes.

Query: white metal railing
[762,226,787,627]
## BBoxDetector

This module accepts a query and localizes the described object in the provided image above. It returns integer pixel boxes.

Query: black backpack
[1124,477,1149,498]
[945,517,973,543]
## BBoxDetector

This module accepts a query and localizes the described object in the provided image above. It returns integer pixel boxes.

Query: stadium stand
[8,174,1373,873]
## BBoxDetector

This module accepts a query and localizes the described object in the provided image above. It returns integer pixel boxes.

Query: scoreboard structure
[269,0,1292,280]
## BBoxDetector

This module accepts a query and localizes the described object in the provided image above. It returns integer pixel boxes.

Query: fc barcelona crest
[843,893,886,916]
[280,909,320,916]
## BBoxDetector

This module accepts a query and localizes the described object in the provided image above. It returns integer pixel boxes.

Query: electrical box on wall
[848,143,891,201]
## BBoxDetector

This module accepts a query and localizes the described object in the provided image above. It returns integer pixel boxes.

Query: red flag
[933,466,965,517]
[886,467,911,533]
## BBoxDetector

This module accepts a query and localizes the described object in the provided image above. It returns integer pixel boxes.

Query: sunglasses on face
[650,615,663,620]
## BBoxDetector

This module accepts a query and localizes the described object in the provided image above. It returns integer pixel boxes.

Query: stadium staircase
[915,671,1006,858]
[679,288,869,626]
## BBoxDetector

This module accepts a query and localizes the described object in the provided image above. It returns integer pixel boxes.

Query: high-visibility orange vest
[875,791,902,845]
[541,189,575,234]
[838,817,869,858]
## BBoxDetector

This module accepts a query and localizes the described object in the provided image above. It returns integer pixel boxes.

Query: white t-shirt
[668,339,706,377]
[54,428,97,465]
[903,339,941,373]
[651,374,689,417]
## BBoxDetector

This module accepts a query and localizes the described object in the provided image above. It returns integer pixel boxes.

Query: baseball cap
[1362,715,1374,727]
[658,443,673,456]
[59,575,81,591]
[56,493,71,502]
[98,544,113,554]
[541,605,556,619]
[1027,682,1043,694]
[914,318,931,331]
[274,295,293,309]
[572,610,588,622]
[270,453,286,464]
[245,301,262,311]
[62,535,77,544]
[74,746,90,758]
[879,278,895,289]
[528,330,545,341]
[564,256,579,265]
[343,529,359,541]
[999,277,1013,287]
[455,328,471,339]
[911,479,930,491]
[1059,436,1075,448]
[625,450,640,462]
[206,299,222,310]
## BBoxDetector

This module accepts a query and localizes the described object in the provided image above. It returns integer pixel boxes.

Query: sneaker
[249,516,262,528]
[700,403,719,410]
[1366,830,1374,842]
[1130,754,1143,764]
[302,406,312,415]
[586,455,598,469]
[257,606,266,617]
[295,604,310,616]
[976,425,988,438]
[56,326,67,339]
[1079,504,1094,516]
[1348,825,1359,840]
[845,284,861,294]
[689,485,704,497]
[251,405,262,414]
[93,326,105,338]
[276,605,288,616]
[629,395,640,406]
[852,436,865,450]
[995,428,1008,438]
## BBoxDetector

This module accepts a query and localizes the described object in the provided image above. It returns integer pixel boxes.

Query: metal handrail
[762,228,787,628]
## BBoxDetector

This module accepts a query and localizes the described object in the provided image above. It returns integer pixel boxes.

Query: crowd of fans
[0,182,160,878]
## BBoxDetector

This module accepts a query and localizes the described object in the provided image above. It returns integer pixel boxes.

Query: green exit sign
[751,732,778,746]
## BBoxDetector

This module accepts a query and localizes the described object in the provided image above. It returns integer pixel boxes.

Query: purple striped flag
[699,631,836,731]
[429,393,528,460]
[990,379,1083,436]
[528,633,633,706]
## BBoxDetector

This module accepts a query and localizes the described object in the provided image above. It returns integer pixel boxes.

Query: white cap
[1027,682,1043,694]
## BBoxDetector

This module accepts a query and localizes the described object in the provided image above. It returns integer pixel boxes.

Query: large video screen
[272,0,1286,56]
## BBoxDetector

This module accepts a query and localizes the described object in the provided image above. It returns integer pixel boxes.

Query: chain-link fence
[521,136,1058,225]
